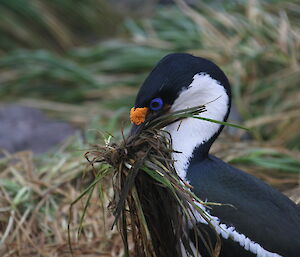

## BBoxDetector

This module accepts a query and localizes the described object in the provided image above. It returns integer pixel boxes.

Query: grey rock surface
[0,105,76,155]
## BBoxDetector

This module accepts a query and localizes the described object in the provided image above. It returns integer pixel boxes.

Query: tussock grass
[0,0,122,51]
[1,0,299,148]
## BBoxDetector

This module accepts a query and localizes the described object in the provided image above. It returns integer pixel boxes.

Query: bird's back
[186,155,300,257]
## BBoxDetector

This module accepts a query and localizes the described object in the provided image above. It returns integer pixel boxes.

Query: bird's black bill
[130,123,144,136]
[130,110,164,136]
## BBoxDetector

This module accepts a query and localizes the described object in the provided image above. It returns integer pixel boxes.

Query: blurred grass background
[0,0,299,256]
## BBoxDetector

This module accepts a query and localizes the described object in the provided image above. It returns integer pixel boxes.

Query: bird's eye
[149,97,164,111]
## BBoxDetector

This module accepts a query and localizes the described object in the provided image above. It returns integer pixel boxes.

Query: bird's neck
[164,73,230,180]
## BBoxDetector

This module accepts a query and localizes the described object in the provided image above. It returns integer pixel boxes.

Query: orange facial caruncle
[130,107,149,125]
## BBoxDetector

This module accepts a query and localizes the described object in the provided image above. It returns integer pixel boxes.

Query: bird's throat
[165,117,225,180]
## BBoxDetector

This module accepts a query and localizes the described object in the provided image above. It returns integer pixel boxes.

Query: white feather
[164,73,229,180]
[189,202,282,257]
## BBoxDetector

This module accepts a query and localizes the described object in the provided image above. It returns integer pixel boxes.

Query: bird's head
[130,53,231,179]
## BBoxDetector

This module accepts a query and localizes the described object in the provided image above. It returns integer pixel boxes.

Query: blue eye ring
[149,97,164,111]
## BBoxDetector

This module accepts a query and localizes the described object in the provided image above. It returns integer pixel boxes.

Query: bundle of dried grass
[74,105,245,257]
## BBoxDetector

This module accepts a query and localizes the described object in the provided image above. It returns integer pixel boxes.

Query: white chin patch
[164,73,229,180]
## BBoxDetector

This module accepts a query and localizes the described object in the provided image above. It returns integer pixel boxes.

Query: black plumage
[187,155,300,256]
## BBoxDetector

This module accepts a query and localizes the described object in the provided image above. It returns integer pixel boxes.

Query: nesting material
[84,105,222,257]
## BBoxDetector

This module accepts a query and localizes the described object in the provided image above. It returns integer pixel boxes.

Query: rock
[0,105,76,155]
